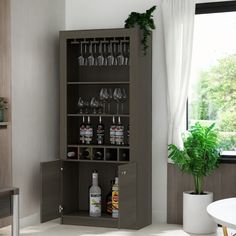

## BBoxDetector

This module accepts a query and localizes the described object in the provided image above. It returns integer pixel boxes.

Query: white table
[207,198,236,236]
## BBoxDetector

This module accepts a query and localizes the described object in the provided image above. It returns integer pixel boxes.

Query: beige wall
[65,0,168,223]
[11,0,65,223]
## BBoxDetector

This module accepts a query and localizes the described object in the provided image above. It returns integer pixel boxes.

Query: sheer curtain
[162,0,196,148]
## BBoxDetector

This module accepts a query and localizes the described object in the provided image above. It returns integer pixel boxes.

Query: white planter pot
[183,191,217,234]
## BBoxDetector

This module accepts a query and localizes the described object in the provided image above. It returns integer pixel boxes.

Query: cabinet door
[118,163,136,229]
[40,160,61,223]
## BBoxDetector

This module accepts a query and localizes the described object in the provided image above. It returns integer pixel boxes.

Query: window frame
[187,1,236,163]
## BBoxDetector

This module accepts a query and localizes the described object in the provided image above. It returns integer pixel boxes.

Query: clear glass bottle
[80,116,86,144]
[115,117,124,145]
[110,116,116,145]
[89,170,101,217]
[96,116,105,145]
[85,116,93,144]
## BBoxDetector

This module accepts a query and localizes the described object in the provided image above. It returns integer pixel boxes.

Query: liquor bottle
[89,170,101,217]
[79,148,92,160]
[112,177,119,218]
[115,117,124,145]
[85,116,93,144]
[80,116,86,144]
[110,116,116,145]
[96,116,105,145]
[93,150,103,160]
[106,180,114,214]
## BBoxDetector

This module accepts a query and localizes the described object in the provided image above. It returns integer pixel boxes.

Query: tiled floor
[0,219,230,236]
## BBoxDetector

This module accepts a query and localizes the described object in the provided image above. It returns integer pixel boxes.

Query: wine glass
[120,88,127,114]
[84,100,89,114]
[83,43,88,66]
[113,88,122,114]
[87,42,94,66]
[99,88,106,113]
[107,88,113,114]
[93,43,98,66]
[113,43,118,66]
[107,42,114,66]
[123,42,129,66]
[117,41,125,66]
[77,97,84,113]
[97,42,104,66]
[90,97,99,114]
[78,42,84,66]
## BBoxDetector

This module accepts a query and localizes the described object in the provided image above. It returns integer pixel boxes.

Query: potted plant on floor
[168,122,220,234]
[0,97,8,122]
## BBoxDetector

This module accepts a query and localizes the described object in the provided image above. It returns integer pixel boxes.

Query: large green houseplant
[168,122,220,234]
[168,122,220,194]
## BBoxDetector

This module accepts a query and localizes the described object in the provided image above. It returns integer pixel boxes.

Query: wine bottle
[85,116,93,144]
[106,180,114,214]
[112,177,119,218]
[67,151,76,159]
[79,148,92,160]
[110,116,116,145]
[89,170,101,217]
[80,116,86,144]
[96,116,105,145]
[93,150,103,160]
[115,117,124,145]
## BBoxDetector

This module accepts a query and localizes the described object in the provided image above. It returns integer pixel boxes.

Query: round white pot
[183,191,217,234]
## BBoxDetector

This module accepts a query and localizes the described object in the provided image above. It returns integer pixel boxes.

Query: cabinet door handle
[122,170,127,175]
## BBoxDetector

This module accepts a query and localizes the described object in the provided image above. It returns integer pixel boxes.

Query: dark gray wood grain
[40,160,61,223]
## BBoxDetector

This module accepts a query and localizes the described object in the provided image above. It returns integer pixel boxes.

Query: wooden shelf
[62,159,129,164]
[67,81,130,85]
[67,113,129,117]
[62,211,117,228]
[68,144,129,149]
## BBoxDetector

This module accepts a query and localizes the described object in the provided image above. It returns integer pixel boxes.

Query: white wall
[66,0,168,223]
[11,0,65,225]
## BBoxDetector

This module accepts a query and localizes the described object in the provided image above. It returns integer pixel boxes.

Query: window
[188,1,236,158]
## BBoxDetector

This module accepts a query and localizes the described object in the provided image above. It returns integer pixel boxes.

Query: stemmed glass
[117,42,125,66]
[123,43,129,66]
[107,42,114,66]
[77,97,84,113]
[97,43,104,66]
[107,88,113,114]
[120,88,127,114]
[90,97,99,114]
[78,42,85,66]
[87,42,94,66]
[113,43,118,66]
[99,88,109,113]
[113,88,122,114]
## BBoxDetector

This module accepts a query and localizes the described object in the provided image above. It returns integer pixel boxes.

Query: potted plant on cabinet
[0,97,7,122]
[168,122,220,234]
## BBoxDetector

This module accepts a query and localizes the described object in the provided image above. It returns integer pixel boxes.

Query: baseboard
[152,210,167,223]
[20,212,40,228]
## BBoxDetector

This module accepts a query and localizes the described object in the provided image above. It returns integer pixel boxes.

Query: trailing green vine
[124,6,156,55]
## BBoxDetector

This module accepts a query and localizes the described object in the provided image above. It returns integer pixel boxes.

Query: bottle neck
[92,173,98,186]
[99,116,102,124]
[88,116,91,124]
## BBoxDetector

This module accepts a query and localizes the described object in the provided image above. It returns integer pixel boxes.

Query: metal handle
[121,170,127,175]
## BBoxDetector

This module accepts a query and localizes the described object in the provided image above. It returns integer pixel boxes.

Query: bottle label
[110,125,116,144]
[80,124,85,144]
[112,191,119,218]
[116,126,124,145]
[97,124,104,145]
[90,193,101,214]
[85,126,93,144]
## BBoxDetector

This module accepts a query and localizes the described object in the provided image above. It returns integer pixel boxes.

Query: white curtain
[162,0,196,148]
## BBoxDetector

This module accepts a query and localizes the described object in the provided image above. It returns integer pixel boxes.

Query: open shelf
[67,81,130,85]
[62,159,129,164]
[68,144,129,148]
[62,211,118,228]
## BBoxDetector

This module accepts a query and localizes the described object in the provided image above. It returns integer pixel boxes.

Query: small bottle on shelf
[80,116,86,144]
[89,170,101,217]
[85,116,93,145]
[79,148,92,160]
[115,117,124,145]
[112,177,119,218]
[110,116,116,145]
[96,116,105,145]
[106,180,114,214]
